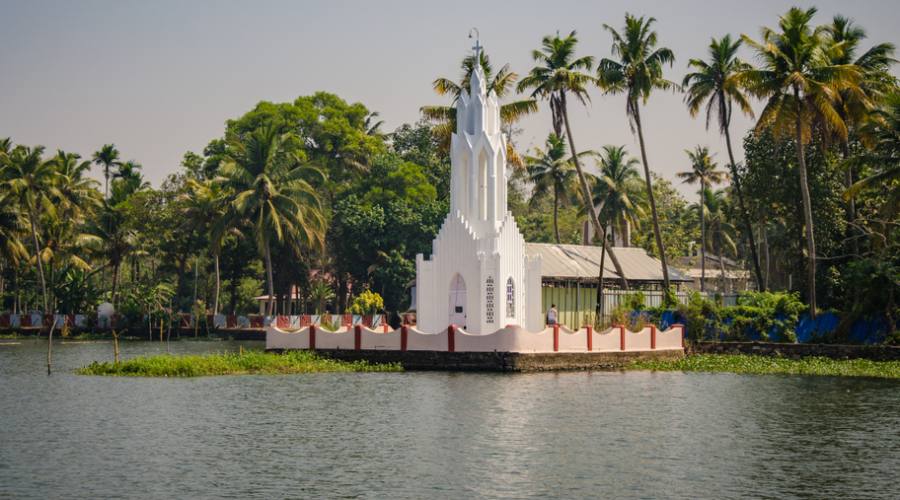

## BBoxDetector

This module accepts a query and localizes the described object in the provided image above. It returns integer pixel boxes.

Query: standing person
[546,304,559,326]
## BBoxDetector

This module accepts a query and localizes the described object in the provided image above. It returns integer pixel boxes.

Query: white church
[414,42,544,335]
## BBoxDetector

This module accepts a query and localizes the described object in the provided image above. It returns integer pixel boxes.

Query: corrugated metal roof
[524,243,692,283]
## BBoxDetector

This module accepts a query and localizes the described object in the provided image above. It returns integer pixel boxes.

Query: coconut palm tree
[701,188,738,294]
[683,34,766,290]
[597,14,677,294]
[214,124,326,316]
[823,16,897,247]
[421,49,538,167]
[1,145,57,314]
[518,31,629,290]
[677,146,726,292]
[845,91,900,217]
[742,6,864,316]
[589,145,645,319]
[591,145,646,247]
[92,144,120,199]
[525,134,580,243]
[84,202,134,310]
[183,178,228,315]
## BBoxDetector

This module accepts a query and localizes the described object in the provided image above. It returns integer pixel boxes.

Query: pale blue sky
[2,0,898,196]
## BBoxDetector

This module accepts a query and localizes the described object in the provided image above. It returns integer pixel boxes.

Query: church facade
[415,44,543,334]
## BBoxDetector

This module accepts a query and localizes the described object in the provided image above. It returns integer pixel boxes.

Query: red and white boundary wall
[266,323,685,353]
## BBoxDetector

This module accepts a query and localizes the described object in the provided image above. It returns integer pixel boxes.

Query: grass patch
[77,350,402,377]
[629,354,900,379]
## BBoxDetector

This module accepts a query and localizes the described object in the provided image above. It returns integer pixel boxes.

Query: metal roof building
[525,243,692,287]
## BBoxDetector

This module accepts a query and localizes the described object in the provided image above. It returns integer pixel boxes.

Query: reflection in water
[1,339,898,499]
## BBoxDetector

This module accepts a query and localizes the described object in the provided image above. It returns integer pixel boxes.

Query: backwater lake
[1,338,898,499]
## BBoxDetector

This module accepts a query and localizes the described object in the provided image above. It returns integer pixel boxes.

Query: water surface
[1,338,898,499]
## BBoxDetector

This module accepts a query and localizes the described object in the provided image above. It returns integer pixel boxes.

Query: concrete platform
[267,348,684,372]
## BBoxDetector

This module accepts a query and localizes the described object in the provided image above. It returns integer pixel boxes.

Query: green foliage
[77,349,402,377]
[629,354,900,379]
[347,290,384,315]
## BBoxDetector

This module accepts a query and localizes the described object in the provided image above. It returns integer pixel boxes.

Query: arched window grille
[485,276,495,324]
[506,277,515,318]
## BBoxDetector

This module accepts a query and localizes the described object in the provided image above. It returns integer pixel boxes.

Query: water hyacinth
[78,350,402,377]
[629,354,900,379]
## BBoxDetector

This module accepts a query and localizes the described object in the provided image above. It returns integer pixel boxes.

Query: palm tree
[421,49,538,167]
[1,145,57,314]
[597,14,677,294]
[683,34,766,290]
[845,91,900,216]
[215,124,326,316]
[92,144,120,199]
[518,31,629,290]
[824,16,897,249]
[590,145,645,319]
[183,178,228,315]
[85,202,133,310]
[591,145,646,247]
[677,146,726,292]
[701,189,738,294]
[742,7,864,316]
[525,134,579,243]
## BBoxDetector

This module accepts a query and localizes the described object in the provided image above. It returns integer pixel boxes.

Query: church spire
[468,28,486,96]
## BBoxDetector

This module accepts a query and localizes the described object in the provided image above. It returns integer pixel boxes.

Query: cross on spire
[469,28,481,61]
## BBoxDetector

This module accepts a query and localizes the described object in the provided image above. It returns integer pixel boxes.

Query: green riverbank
[78,350,403,377]
[629,354,900,379]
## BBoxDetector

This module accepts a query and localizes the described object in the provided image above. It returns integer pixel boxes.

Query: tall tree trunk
[762,225,770,291]
[264,239,275,316]
[553,183,561,243]
[841,143,858,256]
[595,224,609,323]
[794,86,817,317]
[700,181,706,293]
[717,224,727,294]
[27,210,48,313]
[558,92,629,290]
[213,253,220,315]
[111,261,120,310]
[192,255,199,306]
[631,101,670,292]
[723,115,765,291]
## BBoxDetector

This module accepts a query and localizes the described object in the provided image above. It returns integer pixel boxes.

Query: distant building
[673,254,755,293]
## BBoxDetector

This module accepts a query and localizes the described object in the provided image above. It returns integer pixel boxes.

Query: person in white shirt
[546,304,558,326]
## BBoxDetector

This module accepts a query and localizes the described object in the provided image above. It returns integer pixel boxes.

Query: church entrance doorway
[448,274,467,329]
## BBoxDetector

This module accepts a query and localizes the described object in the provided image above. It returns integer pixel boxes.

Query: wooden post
[354,324,362,351]
[309,324,316,350]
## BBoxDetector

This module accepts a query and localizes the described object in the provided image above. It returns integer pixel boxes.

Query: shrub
[348,290,384,315]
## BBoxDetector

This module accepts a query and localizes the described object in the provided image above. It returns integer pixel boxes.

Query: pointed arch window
[485,276,495,324]
[506,277,515,318]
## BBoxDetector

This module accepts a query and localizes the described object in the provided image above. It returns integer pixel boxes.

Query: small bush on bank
[644,291,806,343]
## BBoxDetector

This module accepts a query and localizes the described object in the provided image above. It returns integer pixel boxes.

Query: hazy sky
[2,0,898,197]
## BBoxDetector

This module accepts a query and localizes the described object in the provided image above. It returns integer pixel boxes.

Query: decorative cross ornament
[469,28,481,60]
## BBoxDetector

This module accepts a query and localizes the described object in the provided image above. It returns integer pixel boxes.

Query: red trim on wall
[400,325,408,351]
[448,325,455,352]
[650,324,657,350]
[354,324,362,350]
[383,323,389,333]
[586,325,593,351]
[553,324,559,352]
[309,324,316,350]
[619,325,626,351]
